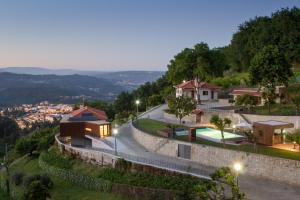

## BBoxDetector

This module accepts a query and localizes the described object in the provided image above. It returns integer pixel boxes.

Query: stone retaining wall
[164,111,300,130]
[132,126,300,186]
[56,136,118,167]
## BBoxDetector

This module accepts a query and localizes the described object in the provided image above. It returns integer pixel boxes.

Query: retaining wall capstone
[131,125,300,186]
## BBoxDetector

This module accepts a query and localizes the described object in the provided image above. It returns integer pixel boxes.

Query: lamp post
[113,128,118,155]
[233,125,236,134]
[233,162,242,186]
[135,100,140,125]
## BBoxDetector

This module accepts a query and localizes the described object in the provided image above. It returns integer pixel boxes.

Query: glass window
[203,91,208,95]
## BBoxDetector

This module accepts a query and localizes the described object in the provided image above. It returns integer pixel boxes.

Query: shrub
[39,158,112,192]
[15,137,38,156]
[23,180,51,200]
[11,172,24,186]
[24,174,53,189]
[115,159,132,172]
[39,149,73,169]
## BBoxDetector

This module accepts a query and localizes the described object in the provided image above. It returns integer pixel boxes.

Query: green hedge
[38,155,112,192]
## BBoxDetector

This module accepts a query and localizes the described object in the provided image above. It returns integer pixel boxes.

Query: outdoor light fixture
[135,100,140,125]
[113,128,118,155]
[293,141,296,149]
[233,162,242,186]
[233,125,236,133]
[234,162,242,172]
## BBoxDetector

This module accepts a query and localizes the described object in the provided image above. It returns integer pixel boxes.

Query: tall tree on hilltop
[249,45,293,114]
[287,84,300,116]
[166,42,228,85]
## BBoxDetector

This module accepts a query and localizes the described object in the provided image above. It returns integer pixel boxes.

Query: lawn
[2,155,124,200]
[136,118,300,161]
[246,104,299,116]
[134,118,186,135]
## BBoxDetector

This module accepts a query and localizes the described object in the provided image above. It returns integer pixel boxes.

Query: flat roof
[254,120,294,128]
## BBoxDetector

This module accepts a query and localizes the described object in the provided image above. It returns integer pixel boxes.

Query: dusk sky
[0,0,299,71]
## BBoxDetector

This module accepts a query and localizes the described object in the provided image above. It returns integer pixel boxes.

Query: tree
[287,84,300,116]
[168,96,196,124]
[286,130,300,152]
[210,115,232,146]
[114,91,134,118]
[249,45,293,114]
[23,180,51,200]
[166,42,228,85]
[0,116,20,155]
[147,94,164,107]
[15,136,38,156]
[235,94,258,111]
[229,7,300,71]
[193,167,245,200]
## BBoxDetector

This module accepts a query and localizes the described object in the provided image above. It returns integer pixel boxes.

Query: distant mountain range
[0,67,164,106]
[0,67,164,91]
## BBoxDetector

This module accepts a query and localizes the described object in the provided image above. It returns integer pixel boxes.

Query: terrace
[134,118,300,160]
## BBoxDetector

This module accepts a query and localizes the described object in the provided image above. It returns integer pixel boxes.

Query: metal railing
[90,145,211,179]
[55,134,211,180]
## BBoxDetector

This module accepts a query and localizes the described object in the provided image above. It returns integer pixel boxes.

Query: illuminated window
[85,128,92,132]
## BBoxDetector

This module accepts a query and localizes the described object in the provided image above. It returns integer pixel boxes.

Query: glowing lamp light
[233,125,236,129]
[135,100,140,105]
[233,162,242,173]
[113,128,118,136]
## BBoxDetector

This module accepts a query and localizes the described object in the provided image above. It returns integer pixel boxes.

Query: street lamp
[135,100,140,125]
[113,128,118,155]
[233,125,236,133]
[233,162,242,186]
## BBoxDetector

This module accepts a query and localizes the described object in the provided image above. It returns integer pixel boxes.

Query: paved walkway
[114,104,300,200]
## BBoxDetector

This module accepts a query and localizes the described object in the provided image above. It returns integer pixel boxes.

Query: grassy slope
[135,118,185,135]
[5,155,124,200]
[251,104,299,116]
[137,118,300,161]
[0,190,9,200]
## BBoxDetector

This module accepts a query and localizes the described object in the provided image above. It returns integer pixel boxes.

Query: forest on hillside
[106,7,300,122]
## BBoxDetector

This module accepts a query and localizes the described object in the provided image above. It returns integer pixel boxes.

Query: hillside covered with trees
[102,7,300,122]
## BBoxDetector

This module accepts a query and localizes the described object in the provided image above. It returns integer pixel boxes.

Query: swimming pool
[196,128,244,142]
[175,127,245,142]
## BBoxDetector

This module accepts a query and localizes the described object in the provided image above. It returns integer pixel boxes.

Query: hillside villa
[175,78,220,104]
[230,86,285,105]
[60,106,111,146]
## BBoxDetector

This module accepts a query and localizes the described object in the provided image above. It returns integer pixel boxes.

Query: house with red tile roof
[230,86,285,105]
[175,78,220,103]
[60,106,111,146]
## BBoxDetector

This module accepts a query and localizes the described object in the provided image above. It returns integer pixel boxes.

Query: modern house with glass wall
[60,106,111,146]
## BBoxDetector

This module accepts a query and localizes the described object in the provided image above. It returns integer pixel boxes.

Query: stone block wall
[132,126,300,186]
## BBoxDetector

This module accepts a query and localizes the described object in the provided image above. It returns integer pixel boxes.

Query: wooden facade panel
[60,122,111,138]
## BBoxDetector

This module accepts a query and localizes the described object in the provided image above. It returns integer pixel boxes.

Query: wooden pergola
[253,120,294,146]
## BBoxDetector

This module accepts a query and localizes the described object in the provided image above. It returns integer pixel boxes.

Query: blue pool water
[176,127,244,142]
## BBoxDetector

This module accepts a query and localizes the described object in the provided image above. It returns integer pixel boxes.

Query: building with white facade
[175,79,220,104]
